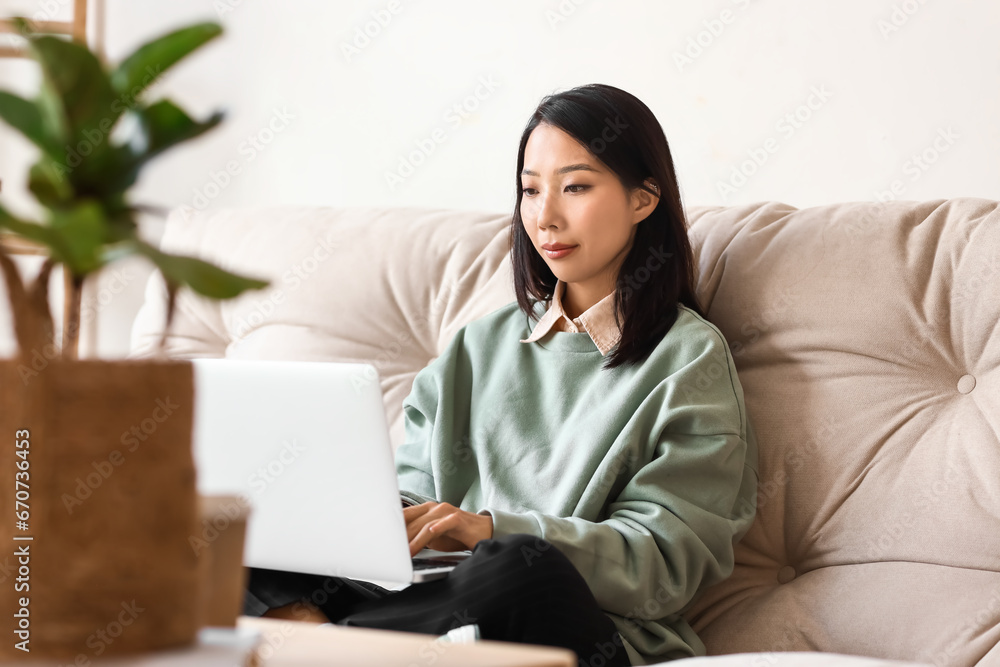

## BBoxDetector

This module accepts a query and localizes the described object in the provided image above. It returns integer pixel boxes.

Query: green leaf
[74,102,223,198]
[133,240,270,300]
[48,200,108,275]
[110,23,223,101]
[135,99,224,165]
[69,129,142,197]
[63,140,140,200]
[91,102,223,194]
[34,75,71,152]
[28,157,75,207]
[27,35,118,149]
[0,91,60,157]
[0,203,62,251]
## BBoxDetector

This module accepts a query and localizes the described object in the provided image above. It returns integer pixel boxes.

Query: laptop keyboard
[412,555,469,570]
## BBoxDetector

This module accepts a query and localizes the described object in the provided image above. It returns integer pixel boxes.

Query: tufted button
[777,565,796,584]
[957,374,976,394]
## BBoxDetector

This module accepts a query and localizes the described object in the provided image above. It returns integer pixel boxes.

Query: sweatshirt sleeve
[478,331,759,620]
[395,364,441,506]
[394,327,470,508]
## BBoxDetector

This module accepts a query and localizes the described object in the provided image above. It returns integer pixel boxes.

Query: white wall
[1,0,998,358]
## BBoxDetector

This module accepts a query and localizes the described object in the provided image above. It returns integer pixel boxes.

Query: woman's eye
[521,185,588,196]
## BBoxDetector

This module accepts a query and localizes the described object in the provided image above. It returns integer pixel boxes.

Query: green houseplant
[0,18,269,659]
[0,17,268,357]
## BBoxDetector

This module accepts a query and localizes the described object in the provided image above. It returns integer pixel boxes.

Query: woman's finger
[406,504,456,544]
[405,504,473,555]
[402,501,435,524]
[406,513,435,542]
[427,513,475,551]
[404,502,445,541]
[408,520,438,557]
[429,513,456,533]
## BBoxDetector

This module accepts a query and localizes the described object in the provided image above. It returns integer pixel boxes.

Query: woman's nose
[530,193,558,229]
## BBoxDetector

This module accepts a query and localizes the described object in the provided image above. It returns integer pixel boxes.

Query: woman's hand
[403,501,493,557]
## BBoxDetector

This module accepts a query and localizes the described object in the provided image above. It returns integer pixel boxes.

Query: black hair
[509,83,707,370]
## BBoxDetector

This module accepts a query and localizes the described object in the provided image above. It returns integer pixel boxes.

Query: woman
[244,83,759,666]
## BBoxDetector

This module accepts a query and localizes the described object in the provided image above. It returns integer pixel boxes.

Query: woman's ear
[632,179,660,223]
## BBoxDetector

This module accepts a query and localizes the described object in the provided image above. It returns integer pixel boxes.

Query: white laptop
[189,358,471,585]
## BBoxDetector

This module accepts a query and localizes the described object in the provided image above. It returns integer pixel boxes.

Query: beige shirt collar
[519,279,622,356]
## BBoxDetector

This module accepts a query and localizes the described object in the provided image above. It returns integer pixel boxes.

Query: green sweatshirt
[395,299,759,665]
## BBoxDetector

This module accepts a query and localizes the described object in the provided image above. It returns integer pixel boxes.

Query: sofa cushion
[682,198,1000,665]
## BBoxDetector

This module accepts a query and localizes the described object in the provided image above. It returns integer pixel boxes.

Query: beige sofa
[129,199,1000,667]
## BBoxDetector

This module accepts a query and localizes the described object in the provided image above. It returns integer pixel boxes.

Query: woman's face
[519,122,656,313]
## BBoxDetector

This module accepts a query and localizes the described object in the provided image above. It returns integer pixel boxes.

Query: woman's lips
[544,245,577,259]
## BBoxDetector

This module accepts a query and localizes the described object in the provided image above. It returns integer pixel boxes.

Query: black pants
[242,533,632,666]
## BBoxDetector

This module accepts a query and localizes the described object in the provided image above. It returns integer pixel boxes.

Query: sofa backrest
[683,198,999,666]
[130,199,1000,665]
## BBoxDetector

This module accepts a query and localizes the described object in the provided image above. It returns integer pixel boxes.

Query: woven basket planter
[0,357,201,660]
